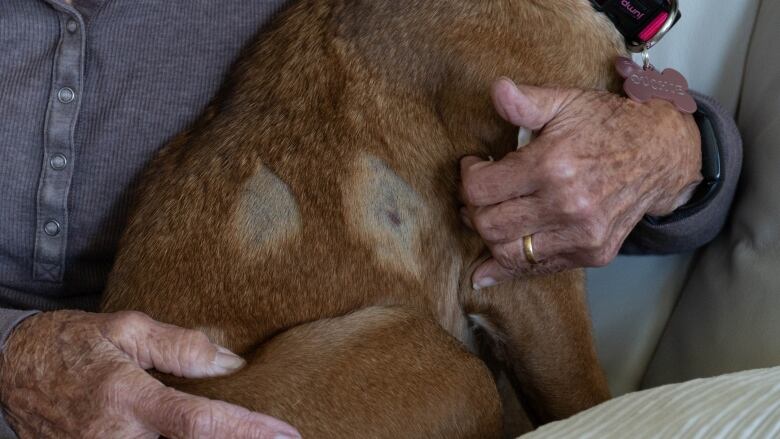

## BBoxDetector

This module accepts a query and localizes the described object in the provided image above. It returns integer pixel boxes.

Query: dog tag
[615,56,697,114]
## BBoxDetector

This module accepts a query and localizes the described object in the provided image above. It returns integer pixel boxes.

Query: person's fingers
[458,156,492,205]
[491,78,577,130]
[460,207,475,230]
[460,153,540,207]
[460,81,580,208]
[492,232,567,267]
[472,256,574,290]
[469,196,555,244]
[472,233,572,288]
[104,311,245,379]
[135,379,300,439]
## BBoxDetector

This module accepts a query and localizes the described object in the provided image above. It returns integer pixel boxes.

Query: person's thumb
[491,78,574,131]
[105,311,246,378]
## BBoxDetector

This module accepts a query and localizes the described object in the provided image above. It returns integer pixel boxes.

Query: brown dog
[102,1,626,437]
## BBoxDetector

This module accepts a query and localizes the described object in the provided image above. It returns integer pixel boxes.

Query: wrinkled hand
[461,78,702,288]
[0,310,300,439]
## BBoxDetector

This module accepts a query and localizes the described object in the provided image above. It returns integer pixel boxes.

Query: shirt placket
[33,5,86,282]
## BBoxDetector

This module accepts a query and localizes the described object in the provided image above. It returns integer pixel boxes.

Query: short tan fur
[103,1,625,437]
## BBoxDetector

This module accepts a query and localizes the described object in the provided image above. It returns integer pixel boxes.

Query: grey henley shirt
[0,1,741,437]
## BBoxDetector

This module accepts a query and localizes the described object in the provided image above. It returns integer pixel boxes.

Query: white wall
[647,0,762,113]
[587,0,762,396]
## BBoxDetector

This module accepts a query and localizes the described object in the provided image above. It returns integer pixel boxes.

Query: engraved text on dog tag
[615,56,697,114]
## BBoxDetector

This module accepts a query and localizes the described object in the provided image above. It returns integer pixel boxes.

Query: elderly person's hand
[0,311,300,439]
[461,78,702,288]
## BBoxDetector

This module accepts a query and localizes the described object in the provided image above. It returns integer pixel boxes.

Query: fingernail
[216,346,236,355]
[498,76,517,87]
[275,434,301,439]
[461,155,488,170]
[473,277,498,290]
[213,348,245,371]
[460,212,473,229]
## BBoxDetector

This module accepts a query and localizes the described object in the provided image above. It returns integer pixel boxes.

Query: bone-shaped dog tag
[615,56,697,114]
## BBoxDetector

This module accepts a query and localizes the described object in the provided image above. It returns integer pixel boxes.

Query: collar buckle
[591,0,681,53]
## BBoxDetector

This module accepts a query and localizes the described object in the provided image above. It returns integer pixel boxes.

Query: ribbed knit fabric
[0,1,289,437]
[0,1,741,437]
[0,0,290,310]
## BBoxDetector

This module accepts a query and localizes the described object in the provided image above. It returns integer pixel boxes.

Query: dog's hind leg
[169,306,503,439]
[464,269,610,425]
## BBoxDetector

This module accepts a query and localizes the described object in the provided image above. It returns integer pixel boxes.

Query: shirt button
[50,154,68,170]
[58,87,75,104]
[66,19,78,33]
[44,221,61,237]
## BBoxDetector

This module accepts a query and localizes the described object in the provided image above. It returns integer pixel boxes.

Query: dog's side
[102,1,625,437]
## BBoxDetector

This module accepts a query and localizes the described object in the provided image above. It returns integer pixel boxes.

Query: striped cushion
[522,367,780,438]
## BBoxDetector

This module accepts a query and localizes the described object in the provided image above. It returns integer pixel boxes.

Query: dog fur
[102,0,626,437]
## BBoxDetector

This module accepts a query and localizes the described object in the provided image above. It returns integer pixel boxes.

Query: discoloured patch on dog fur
[344,154,428,278]
[235,165,301,251]
[103,0,625,437]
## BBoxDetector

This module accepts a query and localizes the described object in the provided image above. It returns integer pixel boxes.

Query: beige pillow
[522,367,780,438]
[643,0,780,385]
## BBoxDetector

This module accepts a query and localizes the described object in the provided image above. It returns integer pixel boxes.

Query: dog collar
[589,0,681,52]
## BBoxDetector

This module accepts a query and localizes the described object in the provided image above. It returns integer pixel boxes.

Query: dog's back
[103,0,624,436]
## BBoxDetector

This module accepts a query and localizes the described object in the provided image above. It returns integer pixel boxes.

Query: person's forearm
[621,92,743,255]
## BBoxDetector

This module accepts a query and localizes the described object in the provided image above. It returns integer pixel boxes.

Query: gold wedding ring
[523,235,539,265]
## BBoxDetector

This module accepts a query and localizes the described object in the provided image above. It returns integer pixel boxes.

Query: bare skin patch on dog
[235,165,301,250]
[344,154,428,278]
